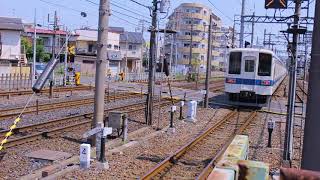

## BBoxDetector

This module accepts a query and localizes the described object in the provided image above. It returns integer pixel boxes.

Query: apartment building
[165,3,222,73]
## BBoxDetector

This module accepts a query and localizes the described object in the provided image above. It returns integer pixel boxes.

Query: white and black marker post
[179,101,184,120]
[170,106,176,128]
[267,119,275,148]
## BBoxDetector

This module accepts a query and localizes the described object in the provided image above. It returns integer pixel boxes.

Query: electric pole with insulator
[146,0,158,125]
[283,0,301,163]
[93,0,110,158]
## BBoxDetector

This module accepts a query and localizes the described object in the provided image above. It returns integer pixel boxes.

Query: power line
[110,2,151,20]
[207,0,234,23]
[83,0,151,24]
[128,0,150,9]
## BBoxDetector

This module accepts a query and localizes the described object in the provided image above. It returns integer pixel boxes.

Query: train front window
[229,52,242,74]
[258,53,272,76]
[245,59,255,72]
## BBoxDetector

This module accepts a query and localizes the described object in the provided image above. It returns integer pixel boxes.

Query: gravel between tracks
[58,108,231,179]
[0,97,146,130]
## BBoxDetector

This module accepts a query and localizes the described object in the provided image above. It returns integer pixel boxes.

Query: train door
[241,56,257,93]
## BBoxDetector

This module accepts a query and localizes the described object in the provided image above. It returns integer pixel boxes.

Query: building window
[107,44,112,48]
[201,55,204,61]
[184,43,190,47]
[185,9,190,13]
[88,44,93,52]
[129,45,133,50]
[201,44,205,49]
[183,55,189,59]
[204,10,207,15]
[114,45,119,50]
[185,32,191,35]
[195,9,200,13]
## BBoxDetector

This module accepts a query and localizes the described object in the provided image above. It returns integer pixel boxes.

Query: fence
[0,74,72,91]
[0,73,32,90]
[124,72,166,82]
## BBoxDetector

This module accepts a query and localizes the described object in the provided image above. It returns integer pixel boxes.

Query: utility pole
[283,0,301,163]
[93,0,110,157]
[169,34,174,75]
[64,28,68,86]
[140,20,145,73]
[239,0,246,48]
[232,16,236,48]
[188,18,194,81]
[52,11,57,62]
[263,29,266,47]
[146,0,158,125]
[251,12,255,46]
[204,14,213,108]
[32,9,37,86]
[301,0,320,171]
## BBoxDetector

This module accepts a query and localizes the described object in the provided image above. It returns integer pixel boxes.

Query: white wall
[0,30,21,60]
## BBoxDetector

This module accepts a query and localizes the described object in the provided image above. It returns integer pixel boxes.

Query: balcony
[180,12,210,21]
[179,47,207,54]
[179,24,206,32]
[176,35,207,43]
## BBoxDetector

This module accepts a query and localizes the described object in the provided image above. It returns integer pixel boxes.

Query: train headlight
[261,80,272,86]
[226,78,236,84]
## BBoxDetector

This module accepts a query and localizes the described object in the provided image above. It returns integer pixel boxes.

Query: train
[225,48,287,104]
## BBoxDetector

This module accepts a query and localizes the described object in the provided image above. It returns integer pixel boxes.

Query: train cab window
[245,59,255,72]
[258,53,272,76]
[228,52,242,74]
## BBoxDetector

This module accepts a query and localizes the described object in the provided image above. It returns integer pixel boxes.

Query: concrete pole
[263,29,266,47]
[239,0,246,48]
[251,12,255,46]
[283,0,301,162]
[146,0,158,125]
[32,9,37,86]
[93,0,110,157]
[169,34,174,75]
[204,15,213,108]
[301,0,320,171]
[232,16,236,48]
[64,28,68,86]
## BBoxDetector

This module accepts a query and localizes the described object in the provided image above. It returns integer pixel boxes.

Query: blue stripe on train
[226,75,285,86]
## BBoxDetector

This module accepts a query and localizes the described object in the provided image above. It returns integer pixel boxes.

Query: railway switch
[267,119,276,148]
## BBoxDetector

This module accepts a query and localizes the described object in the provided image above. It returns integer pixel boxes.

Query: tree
[21,37,51,63]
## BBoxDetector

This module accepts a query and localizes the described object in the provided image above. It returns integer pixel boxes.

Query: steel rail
[0,93,143,119]
[1,100,176,149]
[141,110,238,180]
[196,111,257,180]
[0,85,93,97]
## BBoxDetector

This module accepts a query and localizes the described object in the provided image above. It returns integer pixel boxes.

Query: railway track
[296,81,308,103]
[141,110,257,180]
[174,79,225,92]
[0,100,176,149]
[0,92,143,119]
[0,85,93,97]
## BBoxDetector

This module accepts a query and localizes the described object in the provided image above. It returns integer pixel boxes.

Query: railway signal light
[265,0,288,9]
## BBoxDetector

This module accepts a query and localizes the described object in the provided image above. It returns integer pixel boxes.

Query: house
[0,17,26,74]
[24,24,68,57]
[72,27,124,76]
[120,32,144,73]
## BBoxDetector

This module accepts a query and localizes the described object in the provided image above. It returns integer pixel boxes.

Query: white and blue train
[225,48,287,104]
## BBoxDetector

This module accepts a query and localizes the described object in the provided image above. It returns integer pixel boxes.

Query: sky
[0,0,315,47]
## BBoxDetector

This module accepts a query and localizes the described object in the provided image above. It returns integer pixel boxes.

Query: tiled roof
[0,17,24,31]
